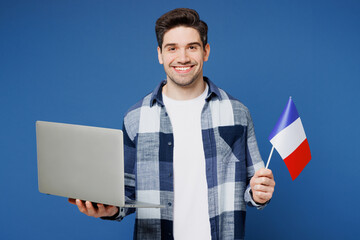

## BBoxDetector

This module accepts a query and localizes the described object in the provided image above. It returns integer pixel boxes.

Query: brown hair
[155,8,208,50]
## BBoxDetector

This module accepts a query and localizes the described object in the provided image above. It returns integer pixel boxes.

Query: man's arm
[243,108,275,206]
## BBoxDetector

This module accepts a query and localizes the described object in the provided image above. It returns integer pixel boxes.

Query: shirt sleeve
[244,109,268,210]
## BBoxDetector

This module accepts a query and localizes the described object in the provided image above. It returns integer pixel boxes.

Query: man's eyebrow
[187,42,202,47]
[163,43,177,49]
[163,42,202,49]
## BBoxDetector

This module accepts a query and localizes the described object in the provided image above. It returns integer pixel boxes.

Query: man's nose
[177,49,190,64]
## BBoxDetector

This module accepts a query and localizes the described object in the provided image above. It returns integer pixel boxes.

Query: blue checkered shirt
[116,77,266,240]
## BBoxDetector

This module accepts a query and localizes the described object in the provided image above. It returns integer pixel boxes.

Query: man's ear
[157,46,163,64]
[203,43,210,62]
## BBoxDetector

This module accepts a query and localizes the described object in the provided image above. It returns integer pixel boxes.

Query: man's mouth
[173,65,193,73]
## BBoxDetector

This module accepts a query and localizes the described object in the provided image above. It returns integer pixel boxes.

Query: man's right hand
[68,198,119,218]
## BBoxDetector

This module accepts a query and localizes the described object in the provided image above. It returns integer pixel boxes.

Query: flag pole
[265,146,274,169]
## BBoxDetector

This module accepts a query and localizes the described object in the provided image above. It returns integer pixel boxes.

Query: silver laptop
[36,121,163,208]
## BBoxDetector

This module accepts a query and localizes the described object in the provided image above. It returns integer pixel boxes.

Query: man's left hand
[250,168,275,204]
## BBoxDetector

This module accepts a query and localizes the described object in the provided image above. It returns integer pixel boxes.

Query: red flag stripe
[283,139,312,180]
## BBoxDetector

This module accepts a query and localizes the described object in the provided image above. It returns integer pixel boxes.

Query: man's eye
[189,46,197,50]
[168,47,176,51]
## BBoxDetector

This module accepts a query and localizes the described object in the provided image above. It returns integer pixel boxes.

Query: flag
[268,97,311,180]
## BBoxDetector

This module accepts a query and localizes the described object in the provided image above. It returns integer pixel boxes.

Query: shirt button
[168,202,172,206]
[168,141,172,146]
[169,173,172,177]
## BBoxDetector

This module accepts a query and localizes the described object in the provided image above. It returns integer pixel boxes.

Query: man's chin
[168,76,202,88]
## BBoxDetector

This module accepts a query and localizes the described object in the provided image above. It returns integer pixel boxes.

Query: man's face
[157,26,210,88]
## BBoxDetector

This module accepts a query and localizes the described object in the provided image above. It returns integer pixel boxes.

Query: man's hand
[68,198,119,218]
[250,168,275,204]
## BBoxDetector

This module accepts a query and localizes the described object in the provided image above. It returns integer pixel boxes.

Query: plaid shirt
[117,77,266,240]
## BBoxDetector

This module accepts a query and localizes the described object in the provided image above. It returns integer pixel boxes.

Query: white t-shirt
[163,84,211,240]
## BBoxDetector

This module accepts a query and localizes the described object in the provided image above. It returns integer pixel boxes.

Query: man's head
[156,8,210,94]
[155,8,208,51]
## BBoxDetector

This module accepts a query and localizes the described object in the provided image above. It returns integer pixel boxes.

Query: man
[69,8,275,240]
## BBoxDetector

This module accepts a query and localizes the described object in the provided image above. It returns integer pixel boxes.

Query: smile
[173,66,193,73]
[175,66,190,70]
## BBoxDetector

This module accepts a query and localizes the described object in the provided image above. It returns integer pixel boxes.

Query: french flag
[268,97,311,180]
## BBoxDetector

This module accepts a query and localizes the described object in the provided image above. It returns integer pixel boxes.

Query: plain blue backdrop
[1,0,359,239]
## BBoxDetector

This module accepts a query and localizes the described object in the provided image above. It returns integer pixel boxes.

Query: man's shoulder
[124,92,153,119]
[216,86,250,115]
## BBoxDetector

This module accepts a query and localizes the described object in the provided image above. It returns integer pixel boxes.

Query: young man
[70,8,275,240]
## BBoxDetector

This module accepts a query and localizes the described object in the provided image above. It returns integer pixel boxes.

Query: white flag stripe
[270,117,306,159]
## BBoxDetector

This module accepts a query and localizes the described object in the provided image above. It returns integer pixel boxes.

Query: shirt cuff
[245,186,269,210]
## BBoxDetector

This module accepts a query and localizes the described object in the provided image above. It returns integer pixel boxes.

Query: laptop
[36,121,163,208]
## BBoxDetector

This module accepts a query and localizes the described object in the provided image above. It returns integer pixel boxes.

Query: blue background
[1,0,359,239]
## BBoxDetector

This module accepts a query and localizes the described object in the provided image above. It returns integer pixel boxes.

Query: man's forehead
[162,26,202,46]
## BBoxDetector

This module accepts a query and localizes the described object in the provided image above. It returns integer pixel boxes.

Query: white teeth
[175,67,190,71]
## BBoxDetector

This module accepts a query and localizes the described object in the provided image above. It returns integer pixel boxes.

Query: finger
[85,201,97,216]
[253,184,274,194]
[253,190,273,202]
[68,198,76,205]
[106,206,120,217]
[97,203,106,215]
[253,176,275,186]
[255,168,273,178]
[76,199,88,214]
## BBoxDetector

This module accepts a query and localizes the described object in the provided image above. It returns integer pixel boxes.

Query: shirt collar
[150,76,222,107]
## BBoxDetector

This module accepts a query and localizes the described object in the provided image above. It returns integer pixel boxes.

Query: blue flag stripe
[268,97,299,141]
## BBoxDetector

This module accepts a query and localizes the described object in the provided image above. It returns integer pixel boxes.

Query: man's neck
[163,77,206,101]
